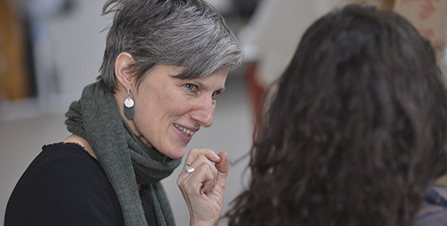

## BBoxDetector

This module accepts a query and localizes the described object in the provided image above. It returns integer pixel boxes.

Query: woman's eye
[184,84,197,91]
[212,91,221,99]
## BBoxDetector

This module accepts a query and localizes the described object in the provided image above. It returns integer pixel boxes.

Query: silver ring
[184,164,195,174]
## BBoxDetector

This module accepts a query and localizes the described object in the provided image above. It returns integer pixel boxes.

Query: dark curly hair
[226,4,447,226]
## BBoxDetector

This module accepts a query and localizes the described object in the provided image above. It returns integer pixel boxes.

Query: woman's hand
[177,148,229,226]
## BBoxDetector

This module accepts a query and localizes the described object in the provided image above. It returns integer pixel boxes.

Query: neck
[62,134,97,159]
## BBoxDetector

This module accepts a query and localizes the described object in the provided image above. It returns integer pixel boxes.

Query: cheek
[135,87,194,120]
[165,101,192,117]
[161,93,194,116]
[141,98,190,122]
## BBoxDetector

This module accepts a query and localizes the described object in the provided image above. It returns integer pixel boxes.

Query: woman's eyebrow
[195,80,226,92]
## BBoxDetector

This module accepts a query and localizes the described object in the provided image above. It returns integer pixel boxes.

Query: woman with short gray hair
[5,0,242,226]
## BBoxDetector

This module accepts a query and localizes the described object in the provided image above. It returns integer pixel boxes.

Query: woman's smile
[174,124,196,137]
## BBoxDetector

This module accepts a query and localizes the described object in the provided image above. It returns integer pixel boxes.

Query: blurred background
[1,0,446,224]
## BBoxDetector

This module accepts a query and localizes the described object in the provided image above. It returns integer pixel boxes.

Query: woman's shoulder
[41,141,94,156]
[5,142,123,226]
[9,142,107,197]
[20,142,102,177]
[41,141,97,162]
[16,142,106,193]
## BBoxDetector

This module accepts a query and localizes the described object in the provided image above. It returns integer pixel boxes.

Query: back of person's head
[98,0,242,92]
[227,4,447,226]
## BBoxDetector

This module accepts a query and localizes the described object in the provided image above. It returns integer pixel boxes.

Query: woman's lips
[174,124,196,137]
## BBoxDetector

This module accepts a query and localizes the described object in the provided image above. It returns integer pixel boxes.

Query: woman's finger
[209,152,228,196]
[180,154,218,179]
[178,162,215,195]
[184,149,220,186]
[185,148,220,165]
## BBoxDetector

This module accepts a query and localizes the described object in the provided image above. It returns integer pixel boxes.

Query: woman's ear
[115,52,135,88]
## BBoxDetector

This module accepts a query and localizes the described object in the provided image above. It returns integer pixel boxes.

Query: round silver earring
[123,88,135,120]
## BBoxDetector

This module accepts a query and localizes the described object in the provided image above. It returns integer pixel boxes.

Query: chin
[166,148,186,160]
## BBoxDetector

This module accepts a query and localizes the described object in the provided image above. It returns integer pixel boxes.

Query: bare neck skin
[62,134,96,159]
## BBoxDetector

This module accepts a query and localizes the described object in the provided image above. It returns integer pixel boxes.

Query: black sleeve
[5,144,124,226]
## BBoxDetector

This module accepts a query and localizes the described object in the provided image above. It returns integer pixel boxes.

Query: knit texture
[65,80,181,226]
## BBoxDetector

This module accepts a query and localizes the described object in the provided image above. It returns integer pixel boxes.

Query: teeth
[174,124,195,137]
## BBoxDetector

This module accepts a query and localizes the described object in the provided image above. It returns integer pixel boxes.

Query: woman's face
[130,65,229,159]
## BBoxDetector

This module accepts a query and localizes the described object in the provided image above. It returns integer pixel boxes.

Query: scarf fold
[65,80,181,226]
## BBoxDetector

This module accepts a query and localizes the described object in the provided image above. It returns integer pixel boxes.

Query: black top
[5,143,158,226]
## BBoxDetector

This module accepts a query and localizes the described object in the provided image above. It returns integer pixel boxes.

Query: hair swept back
[98,0,242,92]
[226,4,447,226]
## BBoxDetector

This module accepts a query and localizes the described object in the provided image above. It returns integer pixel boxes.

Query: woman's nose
[191,98,215,127]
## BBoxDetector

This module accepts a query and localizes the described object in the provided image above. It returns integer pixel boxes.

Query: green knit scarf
[65,80,181,226]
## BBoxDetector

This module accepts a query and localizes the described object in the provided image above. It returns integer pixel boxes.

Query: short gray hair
[98,0,243,92]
